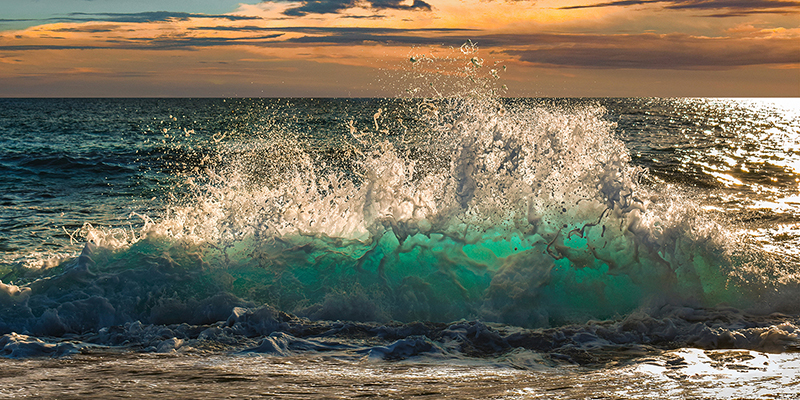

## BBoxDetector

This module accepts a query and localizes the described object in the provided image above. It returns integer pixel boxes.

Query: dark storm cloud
[560,0,800,16]
[265,0,431,17]
[57,11,261,23]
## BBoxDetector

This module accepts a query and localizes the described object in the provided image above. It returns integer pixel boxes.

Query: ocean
[0,95,799,398]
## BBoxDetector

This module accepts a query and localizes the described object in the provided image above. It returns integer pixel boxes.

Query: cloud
[0,44,96,51]
[340,14,386,19]
[281,32,464,45]
[113,34,285,50]
[51,26,119,33]
[56,12,261,23]
[10,28,791,72]
[0,34,285,52]
[3,18,795,73]
[188,26,471,34]
[559,0,800,16]
[1,24,475,52]
[503,33,800,69]
[266,0,432,16]
[188,26,474,46]
[241,32,798,70]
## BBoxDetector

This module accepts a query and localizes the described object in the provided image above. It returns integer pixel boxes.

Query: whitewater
[1,49,799,398]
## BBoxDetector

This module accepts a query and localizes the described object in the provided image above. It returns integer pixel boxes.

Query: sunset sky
[1,0,798,97]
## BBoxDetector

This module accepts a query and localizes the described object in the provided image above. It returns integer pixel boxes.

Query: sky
[0,0,798,97]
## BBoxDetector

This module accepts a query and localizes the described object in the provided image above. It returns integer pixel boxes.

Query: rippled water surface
[1,349,799,399]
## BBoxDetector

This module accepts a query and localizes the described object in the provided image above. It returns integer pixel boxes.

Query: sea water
[1,89,799,396]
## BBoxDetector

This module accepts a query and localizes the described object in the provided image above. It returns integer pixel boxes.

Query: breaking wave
[1,48,799,359]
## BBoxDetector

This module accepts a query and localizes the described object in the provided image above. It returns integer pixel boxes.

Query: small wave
[13,154,134,175]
